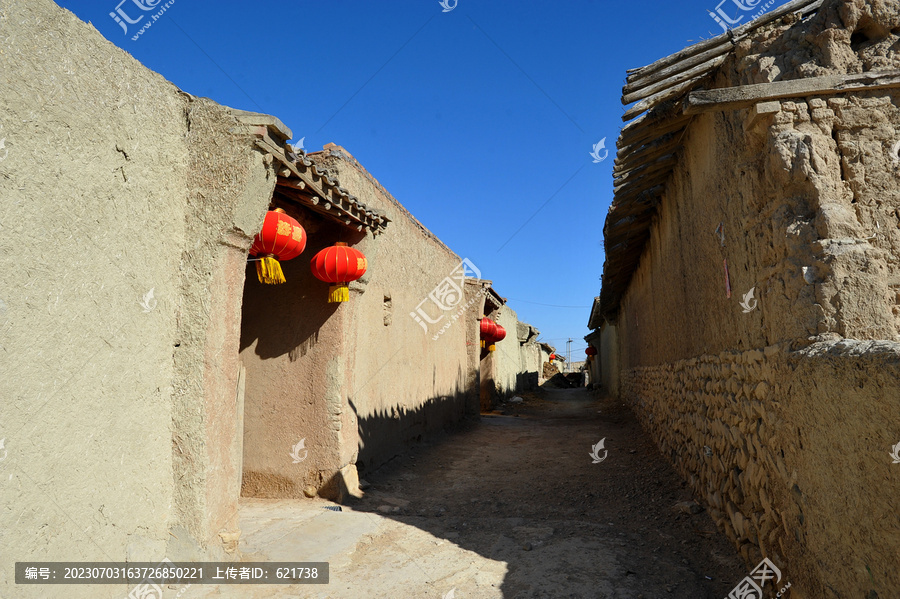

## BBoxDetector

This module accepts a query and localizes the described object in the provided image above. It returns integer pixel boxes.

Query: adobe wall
[490,304,525,398]
[0,0,274,596]
[599,323,619,397]
[614,3,900,595]
[307,146,481,476]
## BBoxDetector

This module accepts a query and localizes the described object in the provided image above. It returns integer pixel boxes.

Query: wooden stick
[685,68,900,114]
[623,74,711,121]
[623,55,727,105]
[626,0,822,82]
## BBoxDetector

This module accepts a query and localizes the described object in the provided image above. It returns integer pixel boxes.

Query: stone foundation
[622,339,900,597]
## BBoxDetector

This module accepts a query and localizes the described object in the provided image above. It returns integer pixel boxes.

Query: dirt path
[187,387,746,599]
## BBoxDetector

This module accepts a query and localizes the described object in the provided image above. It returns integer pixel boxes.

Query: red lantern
[310,242,368,302]
[549,353,556,360]
[487,324,506,351]
[585,346,598,356]
[250,208,307,284]
[479,318,495,338]
[480,318,496,348]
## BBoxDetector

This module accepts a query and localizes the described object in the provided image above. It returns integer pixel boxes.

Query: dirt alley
[188,386,748,599]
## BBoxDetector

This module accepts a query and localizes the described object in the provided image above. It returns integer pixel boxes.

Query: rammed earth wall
[609,2,900,596]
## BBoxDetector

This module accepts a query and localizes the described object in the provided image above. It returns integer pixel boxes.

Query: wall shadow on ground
[335,387,746,598]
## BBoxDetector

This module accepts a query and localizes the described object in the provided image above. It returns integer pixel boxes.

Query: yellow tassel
[488,344,496,352]
[480,340,485,348]
[328,284,349,303]
[256,256,286,285]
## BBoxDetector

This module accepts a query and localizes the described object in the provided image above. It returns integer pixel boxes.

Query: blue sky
[58,0,784,355]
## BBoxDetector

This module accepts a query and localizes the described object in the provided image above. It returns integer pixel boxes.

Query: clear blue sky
[58,0,786,354]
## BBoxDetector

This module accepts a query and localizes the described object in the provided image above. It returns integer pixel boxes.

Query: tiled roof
[231,110,390,235]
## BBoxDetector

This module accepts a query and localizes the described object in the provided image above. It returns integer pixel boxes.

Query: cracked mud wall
[0,1,274,595]
[614,1,900,596]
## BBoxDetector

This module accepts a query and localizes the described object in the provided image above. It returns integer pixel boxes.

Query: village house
[593,0,900,595]
[0,1,546,596]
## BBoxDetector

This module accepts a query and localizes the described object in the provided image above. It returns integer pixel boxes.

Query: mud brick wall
[621,340,900,598]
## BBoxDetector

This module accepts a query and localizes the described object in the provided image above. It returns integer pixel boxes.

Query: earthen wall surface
[0,0,275,595]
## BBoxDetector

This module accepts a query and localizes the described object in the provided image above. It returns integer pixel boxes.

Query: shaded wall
[599,322,619,396]
[309,145,481,477]
[239,211,349,500]
[0,1,274,596]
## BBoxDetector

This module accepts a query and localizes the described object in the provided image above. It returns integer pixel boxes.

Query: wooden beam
[613,169,673,199]
[685,69,900,114]
[275,179,306,191]
[623,73,711,121]
[623,54,727,105]
[625,46,731,98]
[614,135,681,175]
[626,0,822,83]
[613,154,678,188]
[618,115,691,154]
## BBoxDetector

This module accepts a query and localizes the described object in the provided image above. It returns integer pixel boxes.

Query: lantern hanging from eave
[249,208,307,284]
[310,242,368,303]
[585,346,598,356]
[549,353,556,360]
[479,317,497,348]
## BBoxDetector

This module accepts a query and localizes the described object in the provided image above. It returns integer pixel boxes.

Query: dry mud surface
[187,387,748,598]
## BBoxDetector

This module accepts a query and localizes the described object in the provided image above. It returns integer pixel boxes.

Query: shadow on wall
[516,371,538,392]
[349,374,477,476]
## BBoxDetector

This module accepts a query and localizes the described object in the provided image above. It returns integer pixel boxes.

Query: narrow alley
[187,387,746,599]
[8,2,900,597]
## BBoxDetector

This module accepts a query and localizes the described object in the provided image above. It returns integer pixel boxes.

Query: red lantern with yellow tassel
[249,208,307,284]
[479,317,497,349]
[585,346,598,356]
[310,242,368,302]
